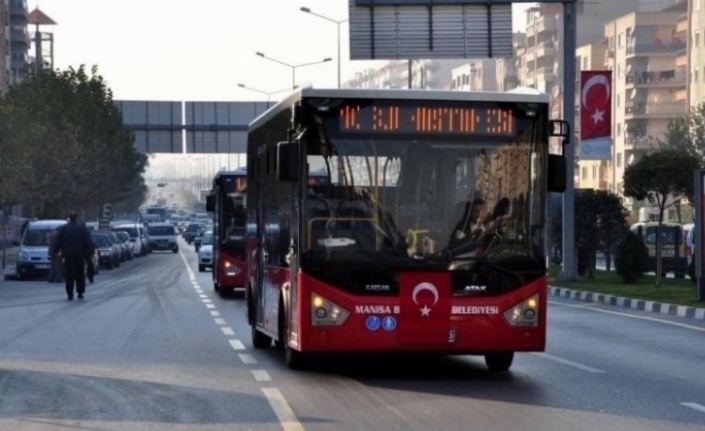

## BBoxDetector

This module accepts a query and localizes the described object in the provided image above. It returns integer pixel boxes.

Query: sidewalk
[548,285,705,321]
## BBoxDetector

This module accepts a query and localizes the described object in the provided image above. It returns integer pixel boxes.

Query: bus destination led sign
[339,103,517,136]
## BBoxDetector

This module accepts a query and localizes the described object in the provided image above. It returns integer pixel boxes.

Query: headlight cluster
[311,293,349,326]
[224,261,241,276]
[503,294,540,327]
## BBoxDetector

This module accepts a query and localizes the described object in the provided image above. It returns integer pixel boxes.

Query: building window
[617,153,622,168]
[618,33,624,48]
[582,167,587,179]
[696,66,700,83]
[696,30,700,47]
[617,122,621,136]
[592,166,597,179]
[617,93,621,107]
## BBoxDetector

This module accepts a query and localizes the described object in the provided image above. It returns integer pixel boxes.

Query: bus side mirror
[205,195,215,212]
[277,141,299,182]
[548,154,567,193]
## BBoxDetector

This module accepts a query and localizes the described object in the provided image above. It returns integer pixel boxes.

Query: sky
[37,0,535,102]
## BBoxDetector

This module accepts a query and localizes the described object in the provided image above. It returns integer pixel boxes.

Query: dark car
[92,232,122,269]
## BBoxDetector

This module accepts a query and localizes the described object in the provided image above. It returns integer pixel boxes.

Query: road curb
[549,286,705,320]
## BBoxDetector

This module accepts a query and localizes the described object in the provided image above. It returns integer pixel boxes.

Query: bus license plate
[661,249,675,257]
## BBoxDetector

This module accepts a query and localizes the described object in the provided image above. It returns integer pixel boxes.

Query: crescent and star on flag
[582,74,610,126]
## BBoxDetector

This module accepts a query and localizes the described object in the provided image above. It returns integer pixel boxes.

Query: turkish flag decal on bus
[397,272,452,345]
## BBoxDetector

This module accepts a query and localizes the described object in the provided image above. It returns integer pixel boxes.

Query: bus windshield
[301,125,546,274]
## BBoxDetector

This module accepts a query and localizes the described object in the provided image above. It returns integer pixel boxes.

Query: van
[15,219,66,280]
[630,222,688,278]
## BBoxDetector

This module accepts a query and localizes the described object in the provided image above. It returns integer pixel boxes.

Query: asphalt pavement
[1,239,704,431]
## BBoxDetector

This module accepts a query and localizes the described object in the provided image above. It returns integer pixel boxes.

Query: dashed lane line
[214,318,227,326]
[210,311,221,317]
[262,388,306,431]
[239,354,257,364]
[229,339,246,350]
[202,299,213,304]
[531,352,606,373]
[252,370,272,382]
[199,294,208,298]
[681,402,705,414]
[221,327,235,336]
[549,300,705,333]
[206,304,216,309]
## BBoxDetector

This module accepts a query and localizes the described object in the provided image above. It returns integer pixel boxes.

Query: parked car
[91,231,122,269]
[147,223,179,253]
[13,219,66,280]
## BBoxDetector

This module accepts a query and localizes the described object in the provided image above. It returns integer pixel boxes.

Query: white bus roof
[249,85,550,131]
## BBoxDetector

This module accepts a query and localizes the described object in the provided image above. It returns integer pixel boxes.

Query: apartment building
[8,0,28,84]
[604,10,686,199]
[1,0,10,94]
[684,0,705,105]
[450,59,498,92]
[575,43,608,190]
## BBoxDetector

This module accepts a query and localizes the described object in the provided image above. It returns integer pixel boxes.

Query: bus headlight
[503,295,540,327]
[311,293,349,326]
[224,261,241,276]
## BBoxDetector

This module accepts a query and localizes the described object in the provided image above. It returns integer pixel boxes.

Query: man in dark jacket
[55,212,92,300]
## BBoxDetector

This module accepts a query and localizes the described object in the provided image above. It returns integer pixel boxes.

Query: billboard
[114,101,182,153]
[349,0,513,60]
[185,102,271,153]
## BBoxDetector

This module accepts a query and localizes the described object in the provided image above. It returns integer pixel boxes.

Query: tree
[575,189,629,278]
[623,148,702,286]
[0,65,146,218]
[654,103,705,158]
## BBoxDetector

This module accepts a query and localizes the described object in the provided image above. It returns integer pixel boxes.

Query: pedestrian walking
[55,212,92,300]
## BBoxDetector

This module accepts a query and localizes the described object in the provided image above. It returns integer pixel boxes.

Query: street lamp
[238,83,298,103]
[255,51,331,89]
[300,6,349,88]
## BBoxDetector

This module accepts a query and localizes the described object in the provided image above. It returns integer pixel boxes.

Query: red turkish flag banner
[580,71,612,141]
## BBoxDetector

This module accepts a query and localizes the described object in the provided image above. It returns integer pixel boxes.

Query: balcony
[535,15,557,34]
[9,4,28,19]
[677,14,688,33]
[536,66,556,81]
[624,135,650,150]
[10,29,30,47]
[536,41,556,59]
[625,70,686,89]
[624,102,686,119]
[626,41,685,57]
[675,88,687,102]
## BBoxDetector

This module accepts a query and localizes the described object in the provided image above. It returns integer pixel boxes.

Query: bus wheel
[251,303,272,349]
[485,352,514,372]
[275,296,285,350]
[278,296,309,370]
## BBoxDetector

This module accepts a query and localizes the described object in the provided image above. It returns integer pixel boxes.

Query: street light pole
[255,52,331,89]
[300,6,348,88]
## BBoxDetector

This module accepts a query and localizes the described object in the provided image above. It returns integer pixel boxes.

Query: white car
[198,231,214,272]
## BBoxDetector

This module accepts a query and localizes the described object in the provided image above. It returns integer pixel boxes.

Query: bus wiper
[445,255,523,280]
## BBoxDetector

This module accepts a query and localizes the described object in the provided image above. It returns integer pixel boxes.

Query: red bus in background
[206,168,248,295]
[245,87,567,371]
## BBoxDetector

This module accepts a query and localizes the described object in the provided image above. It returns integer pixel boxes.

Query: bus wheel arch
[250,287,272,349]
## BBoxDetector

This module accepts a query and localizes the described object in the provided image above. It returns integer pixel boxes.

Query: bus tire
[275,295,285,350]
[278,295,308,370]
[485,352,514,372]
[198,264,205,272]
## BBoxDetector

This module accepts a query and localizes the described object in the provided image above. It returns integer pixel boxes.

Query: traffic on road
[1,233,705,431]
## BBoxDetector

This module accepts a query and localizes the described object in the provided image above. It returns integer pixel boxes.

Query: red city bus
[245,87,567,371]
[206,168,248,295]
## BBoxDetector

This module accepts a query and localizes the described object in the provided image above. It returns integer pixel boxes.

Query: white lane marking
[205,304,216,309]
[229,339,246,350]
[531,352,606,373]
[239,353,257,364]
[210,311,221,317]
[179,251,196,280]
[199,294,207,298]
[252,370,272,382]
[202,299,212,303]
[681,402,705,413]
[214,318,227,326]
[549,300,705,333]
[262,388,306,431]
[195,289,203,293]
[221,327,235,336]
